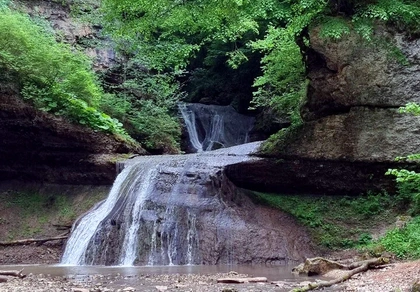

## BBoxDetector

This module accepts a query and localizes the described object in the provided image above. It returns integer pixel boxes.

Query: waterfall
[179,103,255,152]
[61,104,310,266]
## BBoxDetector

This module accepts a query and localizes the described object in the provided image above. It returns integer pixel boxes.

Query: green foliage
[0,9,131,140]
[358,0,420,33]
[386,168,420,215]
[0,0,10,9]
[101,0,420,147]
[399,102,420,115]
[319,16,351,40]
[385,102,420,216]
[367,217,420,259]
[100,67,183,152]
[1,188,107,239]
[250,191,397,249]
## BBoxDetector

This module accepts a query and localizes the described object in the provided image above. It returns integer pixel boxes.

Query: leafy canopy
[0,7,131,140]
[102,0,420,129]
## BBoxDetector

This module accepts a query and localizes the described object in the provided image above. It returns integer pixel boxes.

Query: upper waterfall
[179,103,255,152]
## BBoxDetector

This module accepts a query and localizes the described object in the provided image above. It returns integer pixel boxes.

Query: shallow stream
[0,264,321,291]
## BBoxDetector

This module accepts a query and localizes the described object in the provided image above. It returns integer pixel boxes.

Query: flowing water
[179,103,255,152]
[61,103,312,267]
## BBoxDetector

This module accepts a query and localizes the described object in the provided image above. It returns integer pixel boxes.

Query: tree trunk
[217,277,268,283]
[291,257,389,292]
[0,269,26,279]
[0,235,67,246]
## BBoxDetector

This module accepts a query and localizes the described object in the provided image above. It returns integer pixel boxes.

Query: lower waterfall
[61,104,312,266]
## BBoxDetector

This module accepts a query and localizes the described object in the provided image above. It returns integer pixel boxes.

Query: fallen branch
[217,277,268,283]
[0,269,26,279]
[0,235,68,246]
[290,257,389,292]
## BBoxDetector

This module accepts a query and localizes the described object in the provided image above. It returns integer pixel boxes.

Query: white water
[61,165,135,265]
[179,103,255,152]
[179,103,204,152]
[61,104,261,266]
[61,159,163,266]
[119,167,158,266]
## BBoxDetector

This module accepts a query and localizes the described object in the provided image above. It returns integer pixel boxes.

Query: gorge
[1,1,420,291]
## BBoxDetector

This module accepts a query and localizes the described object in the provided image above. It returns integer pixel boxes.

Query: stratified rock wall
[16,0,116,71]
[228,26,420,195]
[296,26,420,161]
[0,89,143,184]
[304,26,420,120]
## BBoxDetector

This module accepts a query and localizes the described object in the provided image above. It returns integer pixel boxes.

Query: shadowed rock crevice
[0,90,144,185]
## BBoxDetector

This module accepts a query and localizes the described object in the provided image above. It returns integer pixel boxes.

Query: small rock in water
[221,288,238,292]
[228,271,238,276]
[155,286,168,292]
[71,288,90,292]
[122,287,136,291]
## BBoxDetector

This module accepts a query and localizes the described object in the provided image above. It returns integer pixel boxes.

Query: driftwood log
[291,257,389,292]
[0,235,68,246]
[217,277,268,283]
[0,269,26,283]
[0,269,26,278]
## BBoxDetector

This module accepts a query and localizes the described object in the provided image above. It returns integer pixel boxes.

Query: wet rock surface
[64,143,314,266]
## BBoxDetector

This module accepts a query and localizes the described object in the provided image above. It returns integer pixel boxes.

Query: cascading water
[61,103,311,266]
[179,103,255,152]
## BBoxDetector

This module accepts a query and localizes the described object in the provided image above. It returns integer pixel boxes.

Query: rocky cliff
[0,1,145,184]
[227,26,420,195]
[0,87,144,184]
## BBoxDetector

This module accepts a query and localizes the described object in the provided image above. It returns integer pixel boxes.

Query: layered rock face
[228,27,420,195]
[17,0,116,71]
[0,89,143,184]
[0,1,142,184]
[62,143,313,266]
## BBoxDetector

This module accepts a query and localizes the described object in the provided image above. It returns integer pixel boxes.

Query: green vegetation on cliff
[0,7,132,140]
[2,0,419,152]
[0,185,108,240]
[252,190,420,259]
[102,0,420,136]
[251,191,397,249]
[1,1,182,152]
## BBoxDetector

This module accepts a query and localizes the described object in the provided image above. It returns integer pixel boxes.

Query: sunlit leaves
[319,17,351,39]
[102,0,282,71]
[0,10,130,139]
[400,102,420,116]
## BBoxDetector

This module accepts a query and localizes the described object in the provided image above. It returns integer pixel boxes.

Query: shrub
[0,9,130,139]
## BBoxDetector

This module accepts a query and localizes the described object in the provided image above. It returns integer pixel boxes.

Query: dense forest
[1,0,419,153]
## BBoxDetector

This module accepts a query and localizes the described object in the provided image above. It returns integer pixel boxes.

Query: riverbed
[0,264,320,291]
